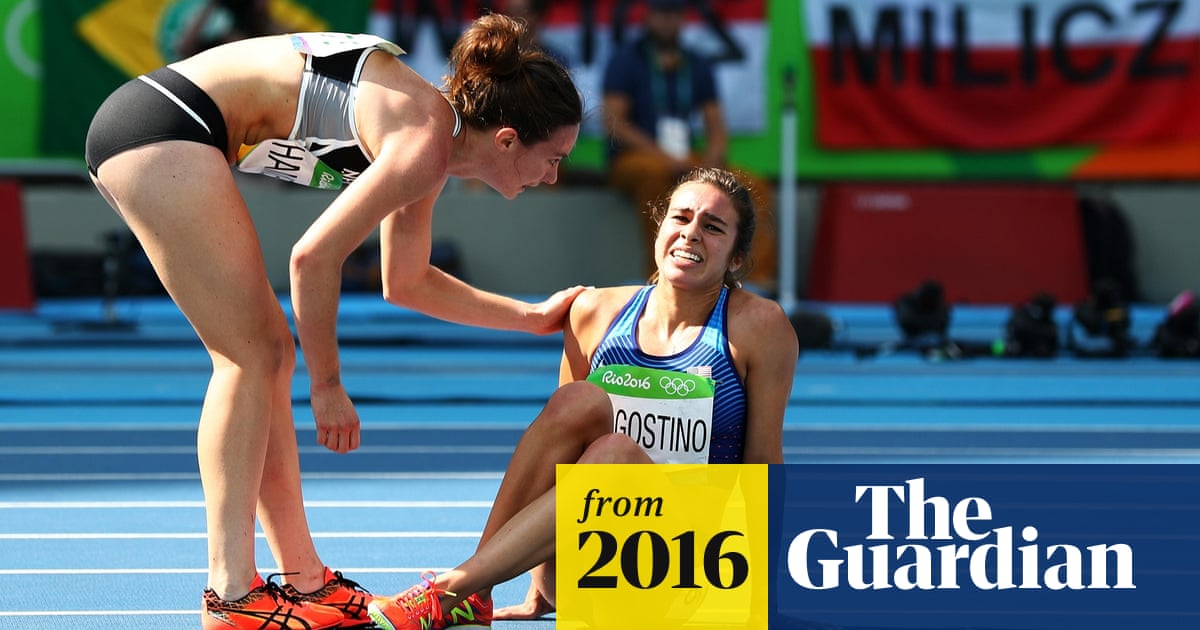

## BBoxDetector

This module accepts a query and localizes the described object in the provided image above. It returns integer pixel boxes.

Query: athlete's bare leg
[432,417,652,614]
[93,141,321,598]
[490,432,649,620]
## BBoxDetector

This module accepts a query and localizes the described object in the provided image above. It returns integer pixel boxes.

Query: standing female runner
[85,14,583,630]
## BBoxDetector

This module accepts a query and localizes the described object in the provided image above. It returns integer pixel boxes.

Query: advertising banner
[785,0,1200,179]
[804,0,1200,151]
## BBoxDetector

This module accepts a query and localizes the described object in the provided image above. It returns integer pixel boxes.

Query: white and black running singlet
[235,33,430,190]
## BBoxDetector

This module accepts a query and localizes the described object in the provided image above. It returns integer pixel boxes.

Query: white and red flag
[805,0,1200,149]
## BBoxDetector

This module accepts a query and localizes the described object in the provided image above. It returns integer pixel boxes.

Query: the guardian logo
[787,478,1135,591]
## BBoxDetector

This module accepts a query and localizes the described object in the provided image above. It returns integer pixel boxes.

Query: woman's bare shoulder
[565,285,642,362]
[727,289,795,342]
[568,285,641,335]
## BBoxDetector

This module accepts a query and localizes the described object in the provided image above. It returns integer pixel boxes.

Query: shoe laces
[330,569,370,594]
[261,572,306,606]
[396,571,454,618]
[283,569,369,600]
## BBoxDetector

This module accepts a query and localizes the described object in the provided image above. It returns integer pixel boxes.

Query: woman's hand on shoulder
[565,285,640,338]
[542,284,638,338]
[560,285,641,382]
[524,285,591,335]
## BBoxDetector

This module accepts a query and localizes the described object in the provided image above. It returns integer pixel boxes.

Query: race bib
[587,364,715,464]
[236,141,344,189]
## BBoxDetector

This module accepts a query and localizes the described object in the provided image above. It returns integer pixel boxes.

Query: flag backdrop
[0,0,41,161]
[21,1,1200,178]
[806,0,1200,151]
[775,0,1200,180]
[39,0,371,159]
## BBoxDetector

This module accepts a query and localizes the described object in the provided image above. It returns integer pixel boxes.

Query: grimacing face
[655,182,741,287]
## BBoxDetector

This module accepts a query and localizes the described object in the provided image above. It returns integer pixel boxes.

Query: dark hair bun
[452,13,524,81]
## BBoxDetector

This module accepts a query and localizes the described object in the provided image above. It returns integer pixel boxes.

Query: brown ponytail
[444,13,582,145]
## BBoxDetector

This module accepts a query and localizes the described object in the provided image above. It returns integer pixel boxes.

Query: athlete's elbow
[289,243,349,296]
[380,269,423,308]
[380,283,408,308]
[289,243,320,281]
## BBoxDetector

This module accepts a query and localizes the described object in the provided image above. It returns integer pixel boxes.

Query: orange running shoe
[202,573,344,630]
[443,593,492,629]
[285,567,375,629]
[367,571,448,630]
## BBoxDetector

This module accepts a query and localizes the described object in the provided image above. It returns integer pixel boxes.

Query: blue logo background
[768,464,1200,629]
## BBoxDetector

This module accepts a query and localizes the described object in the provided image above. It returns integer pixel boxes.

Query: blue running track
[2,295,1197,629]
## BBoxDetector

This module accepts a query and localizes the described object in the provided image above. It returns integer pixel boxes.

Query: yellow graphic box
[556,464,769,629]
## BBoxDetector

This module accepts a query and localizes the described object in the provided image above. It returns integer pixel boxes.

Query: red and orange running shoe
[202,573,344,630]
[284,567,375,629]
[367,571,449,630]
[443,592,492,629]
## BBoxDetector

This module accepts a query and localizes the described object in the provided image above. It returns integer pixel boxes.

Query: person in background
[366,167,797,630]
[602,0,778,293]
[84,14,583,630]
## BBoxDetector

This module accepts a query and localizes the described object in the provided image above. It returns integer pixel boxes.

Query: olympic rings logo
[659,376,697,397]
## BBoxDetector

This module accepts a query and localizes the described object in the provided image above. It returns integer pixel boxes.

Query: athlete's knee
[267,329,297,377]
[579,432,645,464]
[258,326,296,379]
[209,322,296,380]
[543,381,612,434]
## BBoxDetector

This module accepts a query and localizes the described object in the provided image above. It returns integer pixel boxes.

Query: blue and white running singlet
[589,285,748,463]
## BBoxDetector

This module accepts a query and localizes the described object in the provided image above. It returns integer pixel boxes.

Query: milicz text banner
[769,464,1200,629]
[804,0,1200,150]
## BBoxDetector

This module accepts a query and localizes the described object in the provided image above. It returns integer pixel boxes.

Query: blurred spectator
[601,0,776,292]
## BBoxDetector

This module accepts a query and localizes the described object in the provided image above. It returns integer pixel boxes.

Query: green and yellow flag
[40,0,370,160]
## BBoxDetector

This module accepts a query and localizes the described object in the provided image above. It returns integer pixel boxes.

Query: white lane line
[0,611,201,617]
[0,531,480,540]
[0,471,503,481]
[0,445,513,455]
[0,423,528,432]
[783,446,1200,457]
[0,500,491,509]
[0,567,447,575]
